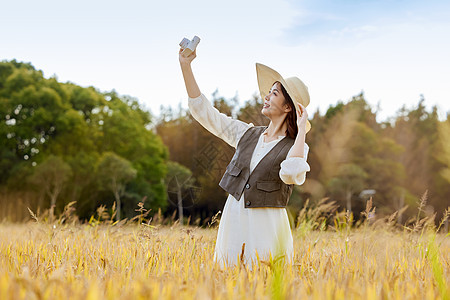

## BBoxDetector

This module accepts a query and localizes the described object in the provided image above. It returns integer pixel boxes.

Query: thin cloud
[279,0,450,46]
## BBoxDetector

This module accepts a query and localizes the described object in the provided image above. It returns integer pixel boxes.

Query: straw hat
[256,63,311,133]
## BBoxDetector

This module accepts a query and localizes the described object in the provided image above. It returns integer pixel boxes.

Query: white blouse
[188,93,311,270]
[188,93,310,185]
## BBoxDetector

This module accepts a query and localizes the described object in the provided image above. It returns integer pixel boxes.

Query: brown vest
[218,126,295,208]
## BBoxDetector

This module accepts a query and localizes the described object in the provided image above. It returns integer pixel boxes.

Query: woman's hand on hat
[296,103,308,132]
[179,48,197,66]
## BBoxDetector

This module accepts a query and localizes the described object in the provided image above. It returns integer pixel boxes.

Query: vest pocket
[256,181,281,192]
[226,163,242,176]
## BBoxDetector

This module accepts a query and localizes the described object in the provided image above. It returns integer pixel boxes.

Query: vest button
[245,183,250,189]
[246,200,251,206]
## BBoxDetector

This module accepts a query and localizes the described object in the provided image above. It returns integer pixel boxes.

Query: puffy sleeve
[279,143,310,185]
[188,93,254,148]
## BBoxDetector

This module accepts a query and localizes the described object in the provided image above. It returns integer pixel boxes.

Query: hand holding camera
[179,35,202,98]
[179,36,200,58]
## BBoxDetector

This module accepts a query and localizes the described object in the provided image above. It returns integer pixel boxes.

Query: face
[261,82,292,118]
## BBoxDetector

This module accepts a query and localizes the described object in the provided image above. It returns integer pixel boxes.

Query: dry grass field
[0,201,449,300]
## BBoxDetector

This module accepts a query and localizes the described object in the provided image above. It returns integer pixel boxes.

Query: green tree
[310,93,406,216]
[0,60,169,220]
[156,91,236,222]
[29,155,72,210]
[100,91,169,214]
[165,161,196,224]
[65,151,99,205]
[327,163,368,213]
[96,152,137,221]
[385,97,444,219]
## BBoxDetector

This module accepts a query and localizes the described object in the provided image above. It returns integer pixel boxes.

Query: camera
[179,36,200,57]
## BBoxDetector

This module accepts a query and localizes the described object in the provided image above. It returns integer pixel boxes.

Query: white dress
[188,93,310,270]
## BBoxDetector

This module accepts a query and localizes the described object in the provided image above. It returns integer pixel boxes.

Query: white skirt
[213,192,294,270]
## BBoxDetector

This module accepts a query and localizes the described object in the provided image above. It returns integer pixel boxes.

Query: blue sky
[1,0,450,122]
[281,0,448,45]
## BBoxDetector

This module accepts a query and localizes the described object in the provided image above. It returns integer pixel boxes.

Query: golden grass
[0,220,449,300]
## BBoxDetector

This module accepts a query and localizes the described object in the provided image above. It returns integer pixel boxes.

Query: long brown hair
[275,81,298,139]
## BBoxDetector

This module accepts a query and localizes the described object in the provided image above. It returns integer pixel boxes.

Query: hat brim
[256,63,311,133]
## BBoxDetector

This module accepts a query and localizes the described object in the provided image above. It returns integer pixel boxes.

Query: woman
[179,46,311,270]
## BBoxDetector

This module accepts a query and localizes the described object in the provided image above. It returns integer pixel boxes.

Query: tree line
[156,88,450,226]
[1,59,449,226]
[0,60,168,221]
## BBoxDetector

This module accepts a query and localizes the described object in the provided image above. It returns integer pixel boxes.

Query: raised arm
[178,44,252,148]
[179,48,201,98]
